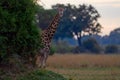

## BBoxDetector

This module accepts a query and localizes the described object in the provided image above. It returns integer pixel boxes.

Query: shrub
[49,46,56,56]
[105,45,119,53]
[82,38,102,53]
[52,40,74,54]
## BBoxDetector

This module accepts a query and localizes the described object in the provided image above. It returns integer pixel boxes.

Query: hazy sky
[39,0,120,36]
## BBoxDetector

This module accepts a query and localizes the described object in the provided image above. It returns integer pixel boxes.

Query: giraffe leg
[40,54,45,68]
[40,52,49,68]
[35,52,44,68]
[35,55,40,67]
[44,51,49,68]
[43,53,48,68]
[36,48,44,68]
[38,47,49,68]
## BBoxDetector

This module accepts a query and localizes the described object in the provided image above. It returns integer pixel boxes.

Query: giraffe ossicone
[58,7,64,17]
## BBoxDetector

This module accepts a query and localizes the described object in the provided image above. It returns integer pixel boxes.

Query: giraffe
[36,7,64,68]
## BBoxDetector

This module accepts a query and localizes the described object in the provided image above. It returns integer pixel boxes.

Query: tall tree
[0,0,41,63]
[53,4,102,47]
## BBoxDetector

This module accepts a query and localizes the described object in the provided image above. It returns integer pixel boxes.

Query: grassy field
[47,54,120,80]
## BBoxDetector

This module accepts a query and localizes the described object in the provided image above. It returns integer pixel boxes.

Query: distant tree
[109,27,120,45]
[0,0,41,63]
[53,4,102,47]
[100,27,120,45]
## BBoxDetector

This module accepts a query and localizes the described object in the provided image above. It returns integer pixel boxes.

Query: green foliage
[52,40,74,53]
[0,0,41,63]
[49,46,56,56]
[18,69,67,80]
[105,45,119,53]
[83,38,102,53]
[0,69,67,80]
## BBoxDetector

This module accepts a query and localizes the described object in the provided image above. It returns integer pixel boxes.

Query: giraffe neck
[46,13,61,41]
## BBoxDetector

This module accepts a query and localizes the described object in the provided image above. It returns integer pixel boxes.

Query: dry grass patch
[47,54,120,80]
[47,54,120,68]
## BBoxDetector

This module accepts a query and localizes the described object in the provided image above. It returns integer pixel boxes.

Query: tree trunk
[76,32,82,47]
[77,37,82,47]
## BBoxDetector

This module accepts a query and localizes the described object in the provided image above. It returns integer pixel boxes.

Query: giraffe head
[58,7,64,17]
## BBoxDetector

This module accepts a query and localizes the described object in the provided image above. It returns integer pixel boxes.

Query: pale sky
[38,0,120,36]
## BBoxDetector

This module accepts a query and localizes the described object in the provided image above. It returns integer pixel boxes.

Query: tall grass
[47,54,120,80]
[47,54,120,68]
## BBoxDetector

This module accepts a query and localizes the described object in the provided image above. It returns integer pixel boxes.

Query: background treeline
[37,4,120,54]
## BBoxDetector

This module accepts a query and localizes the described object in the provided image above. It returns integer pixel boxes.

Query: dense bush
[82,38,102,53]
[51,40,74,54]
[49,46,56,56]
[105,45,119,53]
[0,0,41,63]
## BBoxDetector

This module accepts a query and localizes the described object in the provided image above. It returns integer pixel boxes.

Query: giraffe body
[36,8,64,68]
